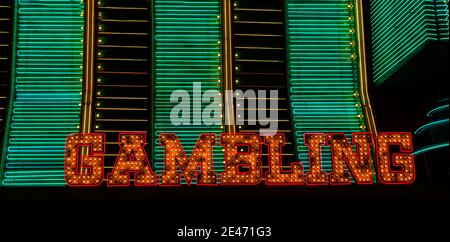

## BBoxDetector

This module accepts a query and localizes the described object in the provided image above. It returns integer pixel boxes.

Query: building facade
[2,0,444,186]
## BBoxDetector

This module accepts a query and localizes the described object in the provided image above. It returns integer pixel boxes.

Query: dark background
[0,185,448,236]
[0,0,448,238]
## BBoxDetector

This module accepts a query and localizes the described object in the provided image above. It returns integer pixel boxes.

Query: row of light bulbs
[65,132,416,186]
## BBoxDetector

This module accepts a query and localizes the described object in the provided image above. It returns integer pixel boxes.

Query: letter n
[327,133,374,185]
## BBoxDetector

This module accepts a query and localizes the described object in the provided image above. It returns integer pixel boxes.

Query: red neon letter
[327,133,374,185]
[107,133,156,187]
[65,133,105,186]
[265,134,304,185]
[221,133,262,185]
[305,133,328,185]
[377,133,415,184]
[159,133,218,186]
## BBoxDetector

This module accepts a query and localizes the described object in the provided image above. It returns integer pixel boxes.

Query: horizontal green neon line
[427,104,449,117]
[414,143,449,156]
[415,119,449,135]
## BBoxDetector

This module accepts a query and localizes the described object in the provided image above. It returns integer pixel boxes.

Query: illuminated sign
[0,0,424,189]
[64,132,416,186]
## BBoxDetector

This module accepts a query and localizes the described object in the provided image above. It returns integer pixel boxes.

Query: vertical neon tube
[0,0,15,183]
[153,0,224,183]
[2,0,84,186]
[371,0,449,84]
[286,0,367,173]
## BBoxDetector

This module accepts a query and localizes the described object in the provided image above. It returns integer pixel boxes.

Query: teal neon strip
[415,119,449,134]
[427,104,449,117]
[286,0,366,172]
[414,142,449,156]
[153,0,224,183]
[2,0,84,187]
[0,0,19,183]
[371,0,449,84]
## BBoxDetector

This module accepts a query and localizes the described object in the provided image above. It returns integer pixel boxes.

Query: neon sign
[64,132,416,186]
